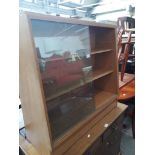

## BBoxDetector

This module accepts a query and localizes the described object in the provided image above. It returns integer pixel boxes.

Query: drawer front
[64,126,102,155]
[83,112,124,155]
[103,114,124,140]
[85,130,122,155]
[64,113,114,155]
[101,115,124,155]
[83,137,102,155]
[101,130,121,155]
[65,105,125,155]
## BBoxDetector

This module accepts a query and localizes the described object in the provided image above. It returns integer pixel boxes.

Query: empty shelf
[91,49,112,55]
[46,70,113,101]
[92,69,113,81]
[95,91,117,110]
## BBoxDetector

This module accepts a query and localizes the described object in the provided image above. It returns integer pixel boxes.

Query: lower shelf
[48,96,95,140]
[48,90,117,140]
[45,69,113,101]
[95,91,117,110]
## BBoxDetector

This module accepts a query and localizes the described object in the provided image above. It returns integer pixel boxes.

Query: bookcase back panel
[94,73,118,94]
[89,27,115,50]
[92,52,114,71]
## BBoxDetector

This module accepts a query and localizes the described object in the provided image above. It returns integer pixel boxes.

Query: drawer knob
[104,123,109,128]
[87,134,91,138]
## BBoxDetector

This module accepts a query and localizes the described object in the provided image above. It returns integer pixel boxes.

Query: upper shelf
[91,49,112,55]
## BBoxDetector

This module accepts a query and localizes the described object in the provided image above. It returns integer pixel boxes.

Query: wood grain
[119,73,135,89]
[19,135,40,155]
[95,91,117,109]
[19,14,52,155]
[118,80,135,101]
[92,69,113,81]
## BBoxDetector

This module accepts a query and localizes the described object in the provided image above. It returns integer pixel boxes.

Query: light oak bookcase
[19,11,119,155]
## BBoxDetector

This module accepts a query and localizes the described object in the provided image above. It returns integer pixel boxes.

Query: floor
[120,116,135,155]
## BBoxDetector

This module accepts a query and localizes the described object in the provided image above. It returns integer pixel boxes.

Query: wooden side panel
[19,135,41,155]
[19,14,52,155]
[113,28,119,95]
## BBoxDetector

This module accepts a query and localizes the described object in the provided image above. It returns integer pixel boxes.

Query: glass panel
[31,19,95,140]
[47,83,94,140]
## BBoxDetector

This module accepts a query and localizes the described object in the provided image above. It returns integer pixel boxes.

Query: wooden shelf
[92,69,113,81]
[46,69,113,101]
[91,49,112,55]
[95,91,117,110]
[46,80,83,101]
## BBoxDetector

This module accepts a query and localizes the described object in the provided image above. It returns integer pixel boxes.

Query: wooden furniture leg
[120,32,132,81]
[117,28,124,59]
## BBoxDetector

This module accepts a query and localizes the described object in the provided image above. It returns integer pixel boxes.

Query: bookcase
[19,12,118,155]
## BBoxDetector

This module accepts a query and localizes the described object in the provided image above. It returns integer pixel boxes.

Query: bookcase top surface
[21,11,116,29]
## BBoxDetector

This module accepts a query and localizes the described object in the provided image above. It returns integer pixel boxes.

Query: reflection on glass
[47,83,94,140]
[31,19,95,140]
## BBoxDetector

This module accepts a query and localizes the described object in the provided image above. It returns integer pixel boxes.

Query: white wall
[96,10,129,22]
